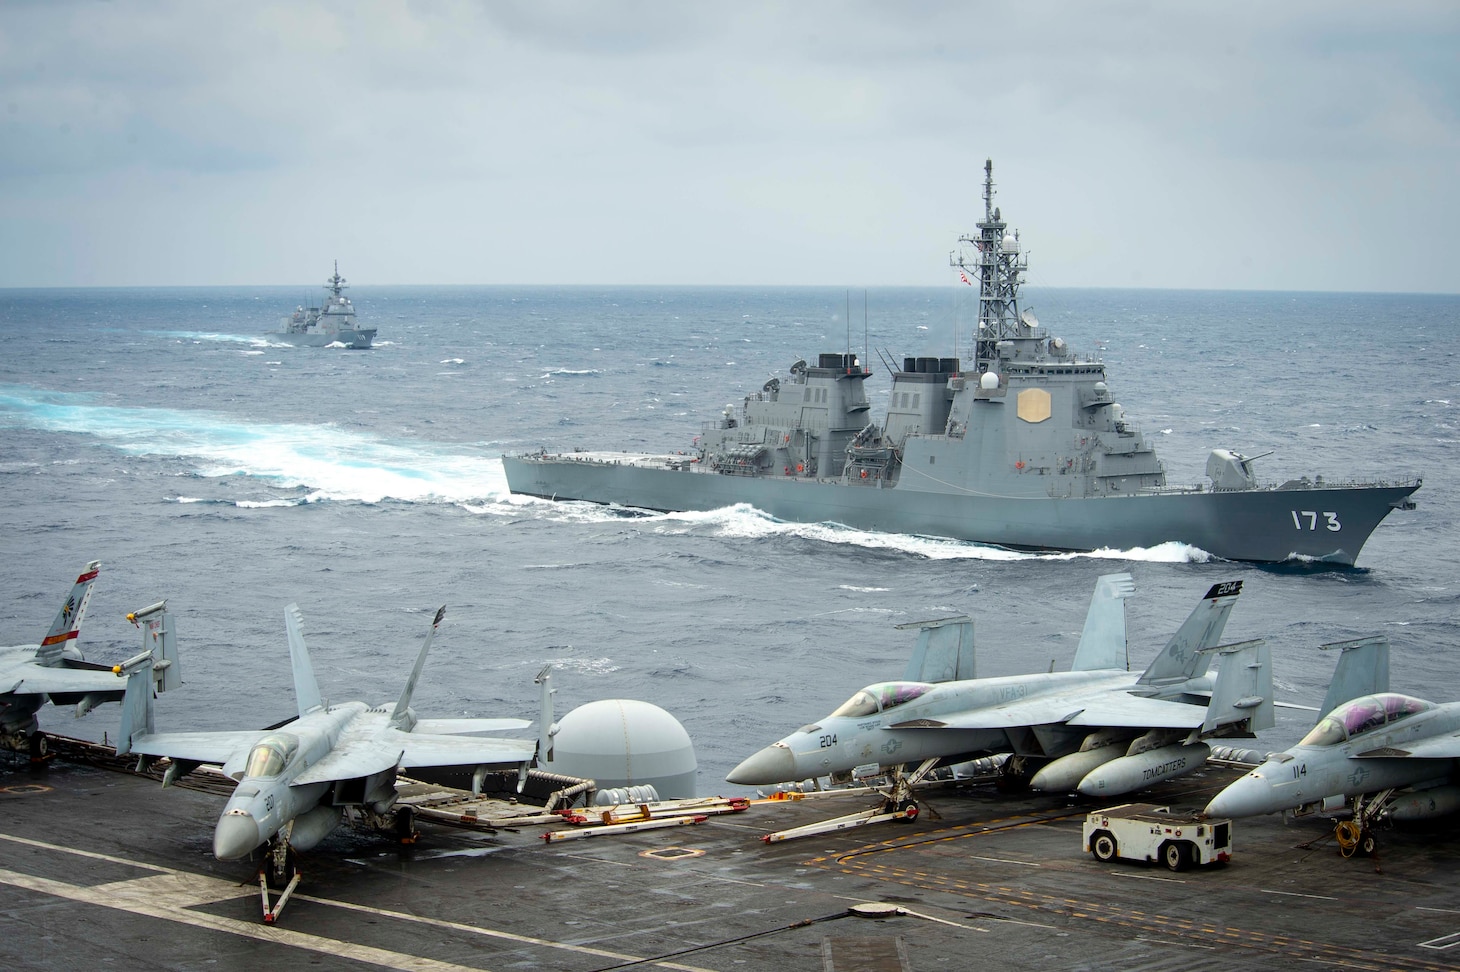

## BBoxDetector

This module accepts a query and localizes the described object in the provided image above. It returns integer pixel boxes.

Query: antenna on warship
[325,260,348,298]
[950,159,1028,375]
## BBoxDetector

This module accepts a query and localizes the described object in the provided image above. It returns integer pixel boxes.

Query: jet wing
[3,666,126,697]
[127,730,268,767]
[290,729,537,787]
[391,728,536,770]
[903,693,1206,731]
[1356,731,1460,761]
[412,718,532,735]
[292,745,402,786]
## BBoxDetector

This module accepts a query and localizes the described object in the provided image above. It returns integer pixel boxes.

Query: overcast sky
[1,1,1456,291]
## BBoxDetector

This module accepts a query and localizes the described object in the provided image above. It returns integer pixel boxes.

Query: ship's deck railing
[1137,476,1421,496]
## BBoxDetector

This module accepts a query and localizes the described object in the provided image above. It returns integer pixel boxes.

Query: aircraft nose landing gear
[1334,820,1377,859]
[258,831,302,924]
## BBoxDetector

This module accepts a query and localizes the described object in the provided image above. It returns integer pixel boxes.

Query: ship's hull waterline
[503,453,1418,566]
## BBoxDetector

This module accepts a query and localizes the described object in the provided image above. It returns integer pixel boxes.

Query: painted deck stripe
[0,830,718,972]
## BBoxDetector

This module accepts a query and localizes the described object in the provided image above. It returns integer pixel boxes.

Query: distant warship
[504,161,1419,565]
[274,262,376,349]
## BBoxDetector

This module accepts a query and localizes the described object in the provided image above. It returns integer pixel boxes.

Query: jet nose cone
[213,811,261,861]
[1205,775,1274,819]
[727,744,798,786]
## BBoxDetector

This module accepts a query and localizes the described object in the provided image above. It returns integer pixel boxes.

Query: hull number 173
[1292,511,1340,532]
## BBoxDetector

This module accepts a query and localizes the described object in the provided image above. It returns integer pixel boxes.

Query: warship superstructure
[274,262,376,348]
[503,161,1419,565]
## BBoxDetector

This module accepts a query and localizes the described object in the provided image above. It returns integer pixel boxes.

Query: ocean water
[1,284,1457,795]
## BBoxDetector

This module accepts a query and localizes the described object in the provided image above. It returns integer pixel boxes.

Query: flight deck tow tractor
[1083,804,1233,871]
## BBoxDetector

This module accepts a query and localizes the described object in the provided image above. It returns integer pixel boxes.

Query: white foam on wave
[159,330,277,347]
[537,656,620,675]
[0,384,510,505]
[538,369,602,378]
[526,500,1215,563]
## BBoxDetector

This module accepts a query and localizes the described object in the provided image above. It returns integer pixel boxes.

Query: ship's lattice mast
[952,159,1028,374]
[325,259,348,298]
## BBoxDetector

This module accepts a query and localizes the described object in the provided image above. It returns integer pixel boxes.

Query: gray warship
[504,161,1419,565]
[274,262,376,349]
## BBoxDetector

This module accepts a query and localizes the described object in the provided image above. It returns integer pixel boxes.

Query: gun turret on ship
[503,161,1419,565]
[274,262,377,349]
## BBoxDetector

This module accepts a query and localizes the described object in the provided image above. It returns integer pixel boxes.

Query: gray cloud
[0,0,1456,290]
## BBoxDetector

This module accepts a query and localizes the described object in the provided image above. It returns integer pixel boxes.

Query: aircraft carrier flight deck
[3,747,1458,972]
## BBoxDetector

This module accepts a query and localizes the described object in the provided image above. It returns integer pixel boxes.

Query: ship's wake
[156,330,285,348]
[549,501,1213,563]
[0,383,1226,564]
[0,384,507,506]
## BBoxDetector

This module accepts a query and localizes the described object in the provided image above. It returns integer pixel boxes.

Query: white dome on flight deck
[547,699,697,799]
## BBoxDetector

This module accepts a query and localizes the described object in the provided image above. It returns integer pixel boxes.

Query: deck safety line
[803,820,1457,972]
[0,831,717,972]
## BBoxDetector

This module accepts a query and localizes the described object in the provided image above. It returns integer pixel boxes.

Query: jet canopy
[1298,693,1433,747]
[830,682,934,718]
[243,732,300,778]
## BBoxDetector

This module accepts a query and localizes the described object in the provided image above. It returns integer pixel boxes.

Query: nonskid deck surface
[3,754,1458,971]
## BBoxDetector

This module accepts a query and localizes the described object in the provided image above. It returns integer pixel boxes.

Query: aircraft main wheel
[995,757,1034,794]
[28,733,47,759]
[1359,831,1377,857]
[1162,841,1190,872]
[1091,831,1118,863]
[395,806,417,843]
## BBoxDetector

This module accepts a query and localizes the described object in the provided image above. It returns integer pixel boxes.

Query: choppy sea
[1,285,1457,795]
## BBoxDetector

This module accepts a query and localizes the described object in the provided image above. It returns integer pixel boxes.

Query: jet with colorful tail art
[2,562,178,759]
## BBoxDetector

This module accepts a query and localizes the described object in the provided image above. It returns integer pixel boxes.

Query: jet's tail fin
[897,616,974,682]
[1070,573,1135,671]
[390,606,445,729]
[1200,639,1274,735]
[35,561,101,666]
[1136,580,1243,686]
[1317,636,1390,720]
[284,604,324,717]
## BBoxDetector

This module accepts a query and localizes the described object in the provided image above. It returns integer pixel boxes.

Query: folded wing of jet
[116,601,536,921]
[2,563,179,757]
[729,574,1273,802]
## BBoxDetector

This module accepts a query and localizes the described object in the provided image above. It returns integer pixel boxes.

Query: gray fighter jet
[1204,636,1458,854]
[728,575,1273,807]
[2,562,178,759]
[116,602,534,922]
